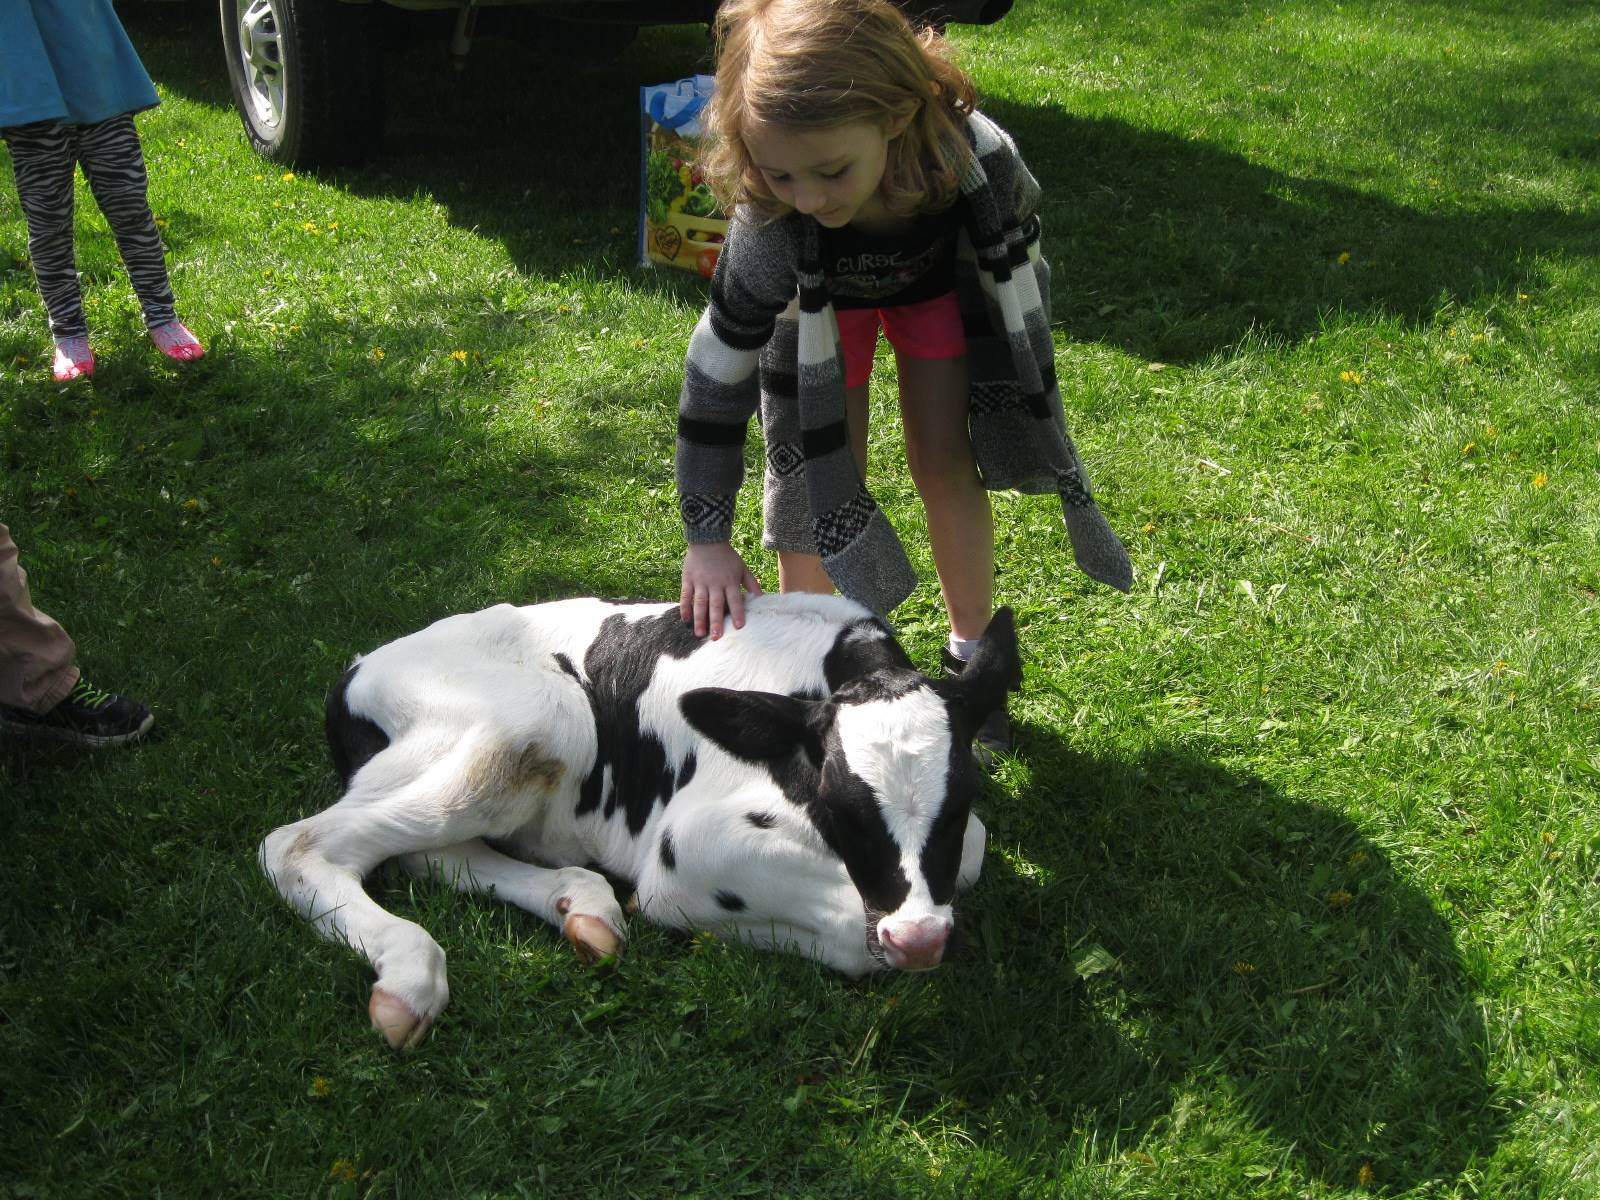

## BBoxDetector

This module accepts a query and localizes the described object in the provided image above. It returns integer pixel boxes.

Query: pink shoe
[150,320,205,363]
[52,337,95,382]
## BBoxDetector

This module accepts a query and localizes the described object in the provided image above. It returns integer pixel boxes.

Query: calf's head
[679,609,1020,971]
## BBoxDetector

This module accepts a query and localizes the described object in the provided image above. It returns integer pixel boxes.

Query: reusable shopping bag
[638,75,728,276]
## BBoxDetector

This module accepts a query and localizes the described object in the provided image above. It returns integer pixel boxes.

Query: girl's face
[745,116,910,228]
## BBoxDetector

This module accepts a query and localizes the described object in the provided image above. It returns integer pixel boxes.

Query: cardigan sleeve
[675,210,799,544]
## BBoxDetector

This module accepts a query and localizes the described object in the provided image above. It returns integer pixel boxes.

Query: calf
[260,592,1018,1048]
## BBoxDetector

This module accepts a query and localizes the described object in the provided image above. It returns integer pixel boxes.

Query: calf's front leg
[398,839,627,963]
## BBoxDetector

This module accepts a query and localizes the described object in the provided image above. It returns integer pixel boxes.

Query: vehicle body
[215,0,1014,166]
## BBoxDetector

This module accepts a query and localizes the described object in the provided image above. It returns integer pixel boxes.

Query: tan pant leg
[0,522,79,713]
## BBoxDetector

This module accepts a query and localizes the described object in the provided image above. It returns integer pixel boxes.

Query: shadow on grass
[127,4,1595,369]
[898,733,1496,1192]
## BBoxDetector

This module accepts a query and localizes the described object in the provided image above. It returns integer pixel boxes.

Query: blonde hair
[702,0,977,222]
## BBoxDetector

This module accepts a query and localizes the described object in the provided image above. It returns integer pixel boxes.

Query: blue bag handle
[645,76,714,131]
[647,90,706,131]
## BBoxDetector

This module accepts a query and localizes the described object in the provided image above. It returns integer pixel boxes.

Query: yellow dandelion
[281,171,296,182]
[1339,370,1363,385]
[310,1075,332,1097]
[1141,521,1156,534]
[632,338,647,350]
[1358,1163,1377,1188]
[1532,472,1548,489]
[211,556,223,568]
[301,221,319,234]
[1327,888,1354,912]
[182,498,200,512]
[558,304,573,315]
[253,173,264,182]
[372,348,386,361]
[450,349,469,363]
[1233,961,1256,976]
[328,1159,357,1184]
[1461,441,1476,456]
[1517,292,1530,302]
[1337,251,1351,265]
[154,217,168,228]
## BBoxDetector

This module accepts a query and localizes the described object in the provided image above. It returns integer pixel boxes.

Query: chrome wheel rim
[234,0,285,131]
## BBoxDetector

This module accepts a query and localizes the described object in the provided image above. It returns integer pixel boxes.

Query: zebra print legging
[1,113,176,340]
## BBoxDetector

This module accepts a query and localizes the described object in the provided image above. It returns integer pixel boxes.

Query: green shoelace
[66,679,115,711]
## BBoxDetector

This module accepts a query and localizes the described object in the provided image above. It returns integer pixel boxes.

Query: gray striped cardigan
[676,109,1132,617]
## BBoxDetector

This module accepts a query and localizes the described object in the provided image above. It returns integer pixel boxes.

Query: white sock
[947,635,981,662]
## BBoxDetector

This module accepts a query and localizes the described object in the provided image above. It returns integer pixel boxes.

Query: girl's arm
[675,212,798,637]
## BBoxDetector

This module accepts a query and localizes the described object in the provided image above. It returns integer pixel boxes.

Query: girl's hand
[681,542,764,639]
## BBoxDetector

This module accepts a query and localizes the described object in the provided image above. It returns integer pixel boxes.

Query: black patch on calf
[917,739,979,907]
[808,744,914,915]
[746,811,776,830]
[714,890,747,912]
[573,610,707,835]
[659,831,677,870]
[325,664,390,788]
[822,618,914,690]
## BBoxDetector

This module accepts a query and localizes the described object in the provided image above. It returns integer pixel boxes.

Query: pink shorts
[835,292,965,389]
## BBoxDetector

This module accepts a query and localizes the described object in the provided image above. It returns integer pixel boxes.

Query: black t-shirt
[819,201,964,310]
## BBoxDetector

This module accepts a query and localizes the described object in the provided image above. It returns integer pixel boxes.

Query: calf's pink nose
[879,917,950,970]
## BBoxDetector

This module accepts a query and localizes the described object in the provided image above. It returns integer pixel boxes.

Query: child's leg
[896,353,994,642]
[75,114,200,358]
[2,122,89,341]
[777,383,871,594]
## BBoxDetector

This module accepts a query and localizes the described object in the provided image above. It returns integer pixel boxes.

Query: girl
[675,0,1131,756]
[1,0,204,381]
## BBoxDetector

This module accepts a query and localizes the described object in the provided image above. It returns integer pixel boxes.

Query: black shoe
[941,648,1010,767]
[0,678,154,747]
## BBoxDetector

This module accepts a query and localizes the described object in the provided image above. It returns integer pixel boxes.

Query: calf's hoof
[369,988,433,1050]
[563,914,622,965]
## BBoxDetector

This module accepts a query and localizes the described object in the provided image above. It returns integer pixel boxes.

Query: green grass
[2,2,1597,1196]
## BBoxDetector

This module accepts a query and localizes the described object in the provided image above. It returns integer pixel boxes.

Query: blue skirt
[0,0,160,128]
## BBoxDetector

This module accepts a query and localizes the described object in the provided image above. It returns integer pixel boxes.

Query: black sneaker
[941,648,1010,768]
[0,678,154,747]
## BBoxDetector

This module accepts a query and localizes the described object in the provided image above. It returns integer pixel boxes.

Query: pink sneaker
[52,337,95,382]
[150,320,205,363]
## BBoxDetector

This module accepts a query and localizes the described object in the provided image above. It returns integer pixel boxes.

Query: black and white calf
[260,593,1019,1048]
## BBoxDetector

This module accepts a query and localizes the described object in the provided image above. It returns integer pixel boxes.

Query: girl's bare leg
[896,353,994,641]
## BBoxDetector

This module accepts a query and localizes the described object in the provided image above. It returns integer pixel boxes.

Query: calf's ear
[942,606,1022,727]
[680,688,817,762]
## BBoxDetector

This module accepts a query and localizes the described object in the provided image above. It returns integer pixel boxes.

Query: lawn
[2,1,1597,1197]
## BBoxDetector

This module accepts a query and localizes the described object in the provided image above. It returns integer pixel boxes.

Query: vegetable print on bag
[638,76,730,277]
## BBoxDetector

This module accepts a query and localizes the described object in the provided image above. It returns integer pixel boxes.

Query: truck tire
[219,0,385,166]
